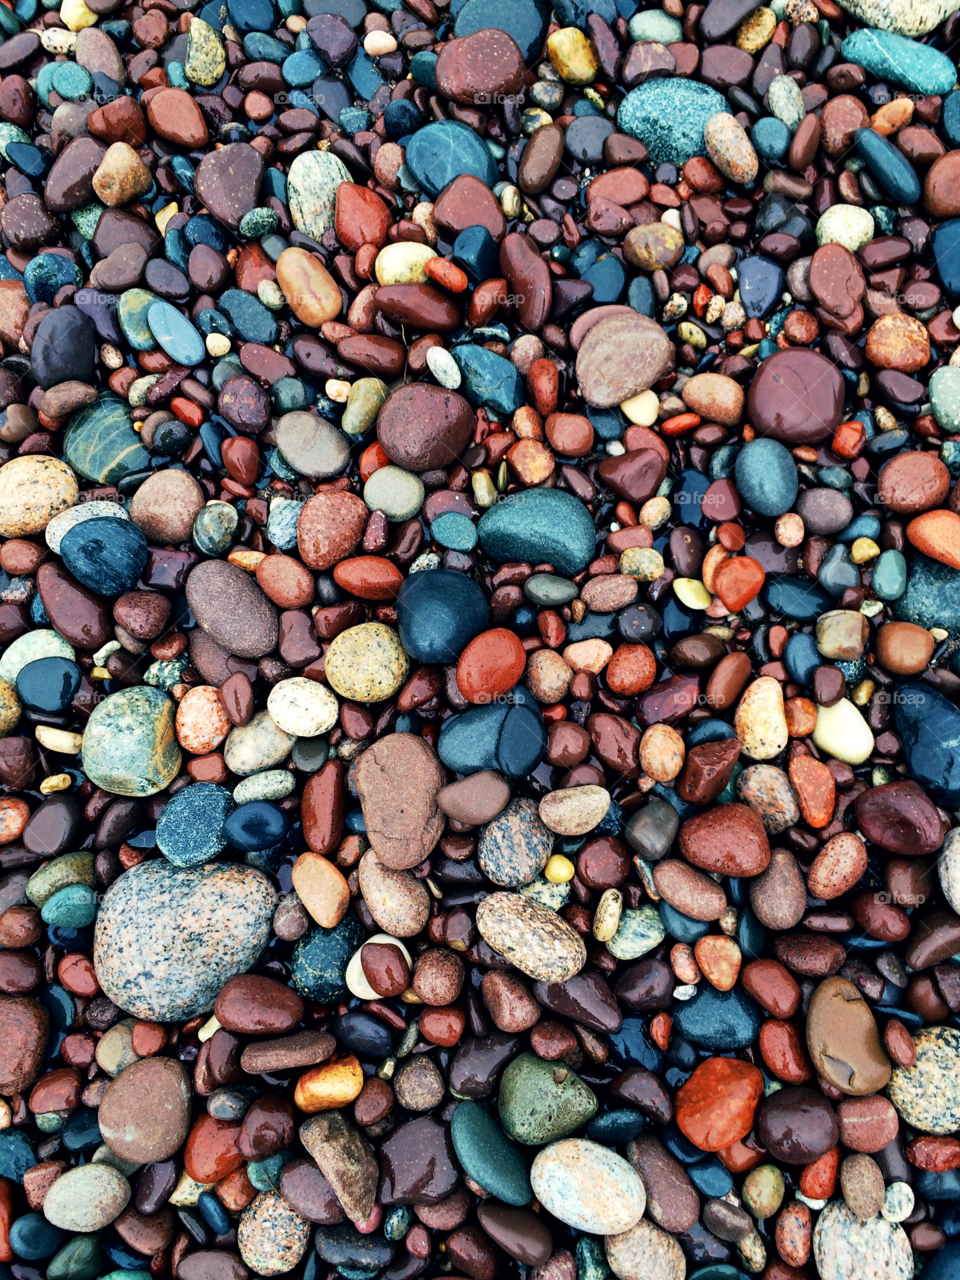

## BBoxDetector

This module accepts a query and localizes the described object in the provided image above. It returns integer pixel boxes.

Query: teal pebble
[893,553,960,631]
[841,27,957,96]
[51,63,93,102]
[452,344,524,416]
[618,78,726,165]
[751,116,790,162]
[872,549,907,601]
[156,782,234,867]
[478,486,595,577]
[673,985,762,1050]
[734,438,799,517]
[41,884,97,928]
[404,119,498,198]
[291,915,365,1002]
[930,365,960,432]
[193,501,238,555]
[627,9,681,40]
[48,1235,102,1280]
[9,1214,64,1261]
[430,512,477,552]
[498,1052,597,1144]
[266,499,303,551]
[383,1207,413,1242]
[247,1150,291,1190]
[239,207,279,237]
[147,300,205,367]
[218,289,278,344]
[450,1100,532,1206]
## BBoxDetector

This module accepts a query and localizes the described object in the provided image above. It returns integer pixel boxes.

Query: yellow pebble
[206,333,231,358]
[546,27,598,85]
[286,13,306,30]
[931,627,949,642]
[326,379,351,403]
[678,321,706,349]
[91,666,111,680]
[544,854,575,883]
[472,472,497,507]
[155,203,179,234]
[851,537,880,564]
[35,727,82,754]
[593,888,622,942]
[61,0,98,31]
[40,774,72,795]
[620,388,659,425]
[620,547,664,581]
[295,1055,364,1112]
[374,242,436,286]
[674,578,712,610]
[197,1015,221,1043]
[641,496,671,529]
[227,548,266,572]
[400,988,423,1004]
[737,5,775,51]
[852,679,875,707]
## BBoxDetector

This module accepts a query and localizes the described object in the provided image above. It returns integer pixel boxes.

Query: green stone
[618,78,726,166]
[524,573,579,607]
[627,9,682,40]
[893,552,960,632]
[606,905,666,960]
[144,654,189,692]
[41,884,97,928]
[575,1236,608,1280]
[81,686,181,798]
[0,123,31,162]
[841,26,957,95]
[0,629,74,683]
[47,1234,103,1280]
[498,1051,597,1145]
[291,914,365,1003]
[185,17,226,86]
[287,150,353,240]
[239,208,278,237]
[450,1100,532,1205]
[27,852,95,909]
[342,377,388,436]
[63,394,150,485]
[71,203,104,239]
[117,289,159,351]
[363,466,425,521]
[871,549,907,600]
[930,365,960,432]
[233,770,296,804]
[193,499,238,555]
[271,378,308,413]
[767,74,805,130]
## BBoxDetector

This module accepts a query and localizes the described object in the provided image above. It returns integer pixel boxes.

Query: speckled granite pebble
[93,859,276,1020]
[478,798,553,888]
[606,906,666,960]
[81,686,181,797]
[238,1191,311,1276]
[812,1201,911,1280]
[887,1025,960,1134]
[531,1139,645,1234]
[737,764,801,833]
[476,893,586,982]
[605,1218,686,1280]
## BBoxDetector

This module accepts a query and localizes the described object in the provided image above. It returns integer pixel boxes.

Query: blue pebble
[291,914,365,1003]
[16,656,80,713]
[738,255,785,320]
[895,681,960,807]
[405,119,497,198]
[841,27,956,97]
[763,576,833,621]
[478,487,596,577]
[197,1190,231,1235]
[9,1214,64,1260]
[452,343,524,416]
[157,782,234,867]
[784,632,820,686]
[818,543,859,598]
[41,885,97,929]
[396,568,488,662]
[452,225,499,282]
[734,438,798,517]
[59,517,148,597]
[430,511,477,552]
[751,115,790,162]
[854,127,921,206]
[688,1157,734,1198]
[384,98,420,140]
[945,91,960,148]
[219,289,278,344]
[438,690,546,780]
[224,801,289,852]
[148,300,205,367]
[673,985,762,1050]
[24,254,81,304]
[659,899,709,944]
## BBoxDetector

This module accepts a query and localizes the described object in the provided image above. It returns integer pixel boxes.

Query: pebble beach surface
[2,0,960,1276]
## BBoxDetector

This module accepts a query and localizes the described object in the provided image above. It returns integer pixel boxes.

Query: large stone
[288,150,352,240]
[81,686,181,797]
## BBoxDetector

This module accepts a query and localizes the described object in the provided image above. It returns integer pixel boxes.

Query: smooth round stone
[813,1201,911,1280]
[93,859,276,1020]
[44,500,129,554]
[276,248,342,326]
[606,905,666,960]
[405,119,497,198]
[605,1220,685,1280]
[238,1191,310,1277]
[42,884,96,927]
[224,801,288,852]
[673,985,762,1050]
[275,411,350,480]
[0,630,72,685]
[450,1100,531,1206]
[291,913,365,1003]
[499,1053,597,1145]
[377,383,474,472]
[63,394,150,486]
[454,0,546,62]
[234,770,296,805]
[479,488,596,577]
[99,1057,191,1163]
[734,438,798,517]
[479,798,553,888]
[888,1026,960,1134]
[363,466,424,521]
[375,242,437,285]
[430,512,477,551]
[31,305,96,388]
[156,782,234,867]
[59,517,148,597]
[147,300,204,366]
[224,711,295,776]
[129,469,204,543]
[42,1165,130,1232]
[439,694,546,779]
[186,560,279,660]
[813,699,875,765]
[806,976,892,1096]
[531,1139,645,1235]
[82,686,181,797]
[747,349,845,446]
[396,568,488,663]
[816,203,875,252]
[267,677,338,737]
[324,622,409,702]
[193,501,238,556]
[618,78,726,166]
[930,364,960,433]
[576,313,674,408]
[0,456,78,538]
[425,346,461,390]
[287,150,353,240]
[16,656,80,714]
[475,892,585,982]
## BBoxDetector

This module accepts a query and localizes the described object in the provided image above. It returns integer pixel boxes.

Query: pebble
[476,893,586,982]
[499,1053,597,1144]
[81,686,181,797]
[530,1140,645,1234]
[266,677,338,739]
[605,1218,686,1280]
[0,457,78,538]
[324,622,410,702]
[238,1192,310,1277]
[42,1165,130,1232]
[355,733,445,870]
[813,1201,912,1280]
[99,1057,191,1163]
[888,1025,960,1134]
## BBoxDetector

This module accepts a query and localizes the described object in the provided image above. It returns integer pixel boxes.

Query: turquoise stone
[63,394,150,485]
[450,1100,531,1205]
[24,254,81,305]
[218,289,278,343]
[51,62,92,102]
[0,1128,36,1181]
[147,300,205,366]
[9,1213,64,1260]
[895,681,960,807]
[430,511,477,552]
[405,120,498,198]
[673,985,762,1050]
[930,365,960,432]
[157,782,234,867]
[478,487,597,577]
[0,123,31,161]
[41,884,97,928]
[498,1052,597,1144]
[27,852,95,909]
[894,552,960,631]
[47,1234,102,1280]
[734,438,798,517]
[854,127,921,204]
[752,117,791,166]
[291,914,365,1003]
[117,289,159,351]
[872,549,907,600]
[627,8,681,39]
[841,27,957,95]
[81,686,181,798]
[452,343,524,416]
[618,78,726,166]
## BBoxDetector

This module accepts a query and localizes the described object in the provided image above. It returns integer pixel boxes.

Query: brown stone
[805,976,892,1096]
[146,88,209,148]
[99,1057,192,1162]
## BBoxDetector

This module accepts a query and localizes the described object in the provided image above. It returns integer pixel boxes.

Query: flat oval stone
[147,300,204,367]
[81,686,181,797]
[756,1085,839,1163]
[59,517,148,597]
[99,1057,192,1163]
[530,1139,645,1234]
[806,976,892,1097]
[396,569,489,663]
[0,456,77,538]
[276,247,342,326]
[238,1191,310,1276]
[894,681,960,807]
[186,560,279,660]
[377,384,474,472]
[479,488,595,577]
[747,349,845,445]
[618,78,726,165]
[287,149,352,240]
[405,120,497,198]
[355,733,445,871]
[63,393,150,485]
[576,313,673,408]
[42,1164,130,1232]
[450,1100,532,1206]
[475,893,586,982]
[93,859,276,1020]
[435,29,525,105]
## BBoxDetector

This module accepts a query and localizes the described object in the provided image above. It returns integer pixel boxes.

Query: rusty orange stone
[788,755,836,828]
[334,184,392,252]
[360,441,390,482]
[717,522,746,551]
[216,1165,258,1213]
[831,420,865,459]
[0,798,27,846]
[506,438,555,484]
[759,1019,815,1084]
[650,1011,672,1050]
[693,934,741,991]
[457,628,526,704]
[661,412,701,436]
[527,358,559,416]
[784,697,817,737]
[423,257,468,293]
[675,1057,764,1153]
[332,556,404,600]
[799,1145,839,1199]
[775,1200,812,1268]
[183,1114,245,1184]
[295,1054,364,1113]
[606,643,656,696]
[545,412,594,457]
[906,1135,960,1171]
[716,1135,767,1174]
[131,1021,167,1057]
[907,509,960,570]
[276,247,343,326]
[714,555,765,611]
[419,1004,466,1046]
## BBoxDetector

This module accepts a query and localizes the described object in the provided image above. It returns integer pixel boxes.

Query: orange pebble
[758,1018,815,1084]
[661,412,701,436]
[131,1021,168,1057]
[456,628,527,704]
[359,441,390,482]
[0,798,28,846]
[171,396,204,428]
[717,522,745,551]
[423,256,469,293]
[650,1011,672,1050]
[714,555,765,611]
[907,509,960,570]
[831,420,865,459]
[333,555,404,600]
[799,1146,840,1199]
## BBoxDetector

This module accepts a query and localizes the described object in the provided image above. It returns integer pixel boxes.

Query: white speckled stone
[223,710,296,776]
[939,826,960,914]
[43,1164,130,1231]
[606,905,666,961]
[605,1218,686,1280]
[267,676,338,738]
[238,1191,311,1276]
[881,1182,915,1224]
[887,1025,960,1134]
[476,892,586,982]
[813,1201,911,1280]
[0,629,74,683]
[835,0,959,35]
[531,1139,645,1235]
